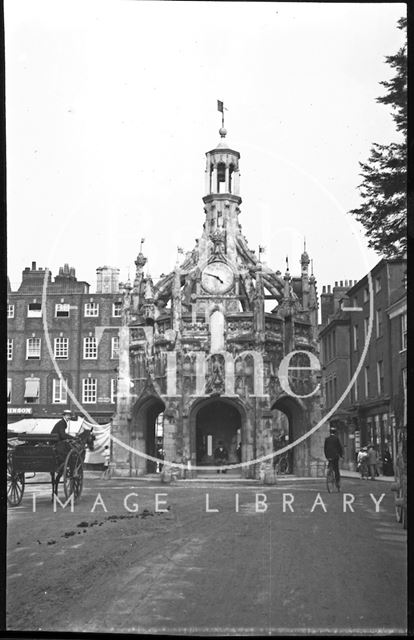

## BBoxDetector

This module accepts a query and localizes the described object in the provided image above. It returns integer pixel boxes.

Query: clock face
[201,261,234,294]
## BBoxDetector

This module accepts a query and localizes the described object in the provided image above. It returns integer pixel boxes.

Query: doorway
[195,399,242,468]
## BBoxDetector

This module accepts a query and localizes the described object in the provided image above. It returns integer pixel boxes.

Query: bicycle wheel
[326,468,336,493]
[279,457,289,474]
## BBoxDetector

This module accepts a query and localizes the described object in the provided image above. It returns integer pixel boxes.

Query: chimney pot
[335,281,338,287]
[32,261,36,270]
[340,280,343,287]
[322,285,326,293]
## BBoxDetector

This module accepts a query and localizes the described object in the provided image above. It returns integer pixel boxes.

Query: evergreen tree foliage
[349,17,406,258]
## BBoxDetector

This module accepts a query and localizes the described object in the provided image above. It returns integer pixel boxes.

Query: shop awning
[24,379,39,399]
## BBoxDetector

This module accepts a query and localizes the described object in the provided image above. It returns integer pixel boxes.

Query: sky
[5,0,406,294]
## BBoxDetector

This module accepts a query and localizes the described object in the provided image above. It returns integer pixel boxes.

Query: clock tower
[112,114,327,480]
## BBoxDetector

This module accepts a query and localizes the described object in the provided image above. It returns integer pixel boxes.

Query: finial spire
[258,245,265,263]
[176,246,184,266]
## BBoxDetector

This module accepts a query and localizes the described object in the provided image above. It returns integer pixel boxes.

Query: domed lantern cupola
[202,101,242,262]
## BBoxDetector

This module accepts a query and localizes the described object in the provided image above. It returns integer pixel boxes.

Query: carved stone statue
[206,354,225,394]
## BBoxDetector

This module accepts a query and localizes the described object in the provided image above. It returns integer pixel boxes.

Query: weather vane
[217,100,228,133]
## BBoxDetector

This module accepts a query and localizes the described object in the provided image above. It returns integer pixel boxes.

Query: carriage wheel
[63,449,84,502]
[7,453,25,507]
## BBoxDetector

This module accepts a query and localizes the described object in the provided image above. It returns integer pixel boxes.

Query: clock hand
[205,272,224,284]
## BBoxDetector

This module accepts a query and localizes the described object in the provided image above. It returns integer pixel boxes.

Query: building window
[26,337,41,359]
[7,338,13,360]
[353,378,358,403]
[111,378,117,403]
[374,415,381,446]
[52,378,68,404]
[333,376,337,402]
[7,304,14,318]
[82,378,97,404]
[84,303,99,317]
[400,312,407,351]
[24,378,40,403]
[55,303,70,317]
[364,317,369,338]
[7,378,11,403]
[353,325,358,351]
[83,337,97,359]
[332,330,336,357]
[364,366,370,398]
[27,303,42,318]
[366,417,374,444]
[375,277,381,293]
[54,337,69,359]
[377,361,384,395]
[111,336,119,359]
[376,309,382,338]
[363,288,369,303]
[112,302,122,317]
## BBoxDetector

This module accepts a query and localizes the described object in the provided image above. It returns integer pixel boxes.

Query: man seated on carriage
[52,410,75,459]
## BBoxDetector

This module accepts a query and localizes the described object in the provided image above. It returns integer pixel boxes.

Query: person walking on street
[324,425,344,489]
[367,445,378,480]
[101,445,111,479]
[357,447,369,479]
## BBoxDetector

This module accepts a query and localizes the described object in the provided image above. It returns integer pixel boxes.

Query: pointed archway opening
[131,395,166,474]
[270,395,306,474]
[192,398,244,476]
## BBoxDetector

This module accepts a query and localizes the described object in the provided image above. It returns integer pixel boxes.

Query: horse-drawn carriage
[7,427,95,507]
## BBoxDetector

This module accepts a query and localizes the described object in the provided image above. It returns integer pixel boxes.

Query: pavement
[7,474,406,634]
[85,470,396,483]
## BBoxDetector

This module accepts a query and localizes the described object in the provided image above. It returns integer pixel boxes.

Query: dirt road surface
[7,475,407,635]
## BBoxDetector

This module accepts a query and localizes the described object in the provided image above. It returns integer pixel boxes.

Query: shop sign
[7,407,33,415]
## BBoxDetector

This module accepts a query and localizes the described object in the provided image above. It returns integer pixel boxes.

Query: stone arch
[270,394,307,474]
[189,396,248,475]
[131,393,166,474]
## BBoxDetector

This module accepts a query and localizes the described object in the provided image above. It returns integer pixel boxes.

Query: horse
[51,427,95,499]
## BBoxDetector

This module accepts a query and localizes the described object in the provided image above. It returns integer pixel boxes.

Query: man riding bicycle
[324,424,344,488]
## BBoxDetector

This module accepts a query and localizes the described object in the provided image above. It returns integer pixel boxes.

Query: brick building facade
[7,262,122,425]
[319,258,407,469]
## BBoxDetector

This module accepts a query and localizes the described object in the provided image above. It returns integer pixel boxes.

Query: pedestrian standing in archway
[236,442,242,464]
[214,441,229,474]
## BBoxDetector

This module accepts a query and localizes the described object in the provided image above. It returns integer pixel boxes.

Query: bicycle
[274,453,290,475]
[326,459,340,493]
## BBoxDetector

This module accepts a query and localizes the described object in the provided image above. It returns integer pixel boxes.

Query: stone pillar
[243,405,256,479]
[211,167,217,193]
[111,324,133,476]
[163,415,177,465]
